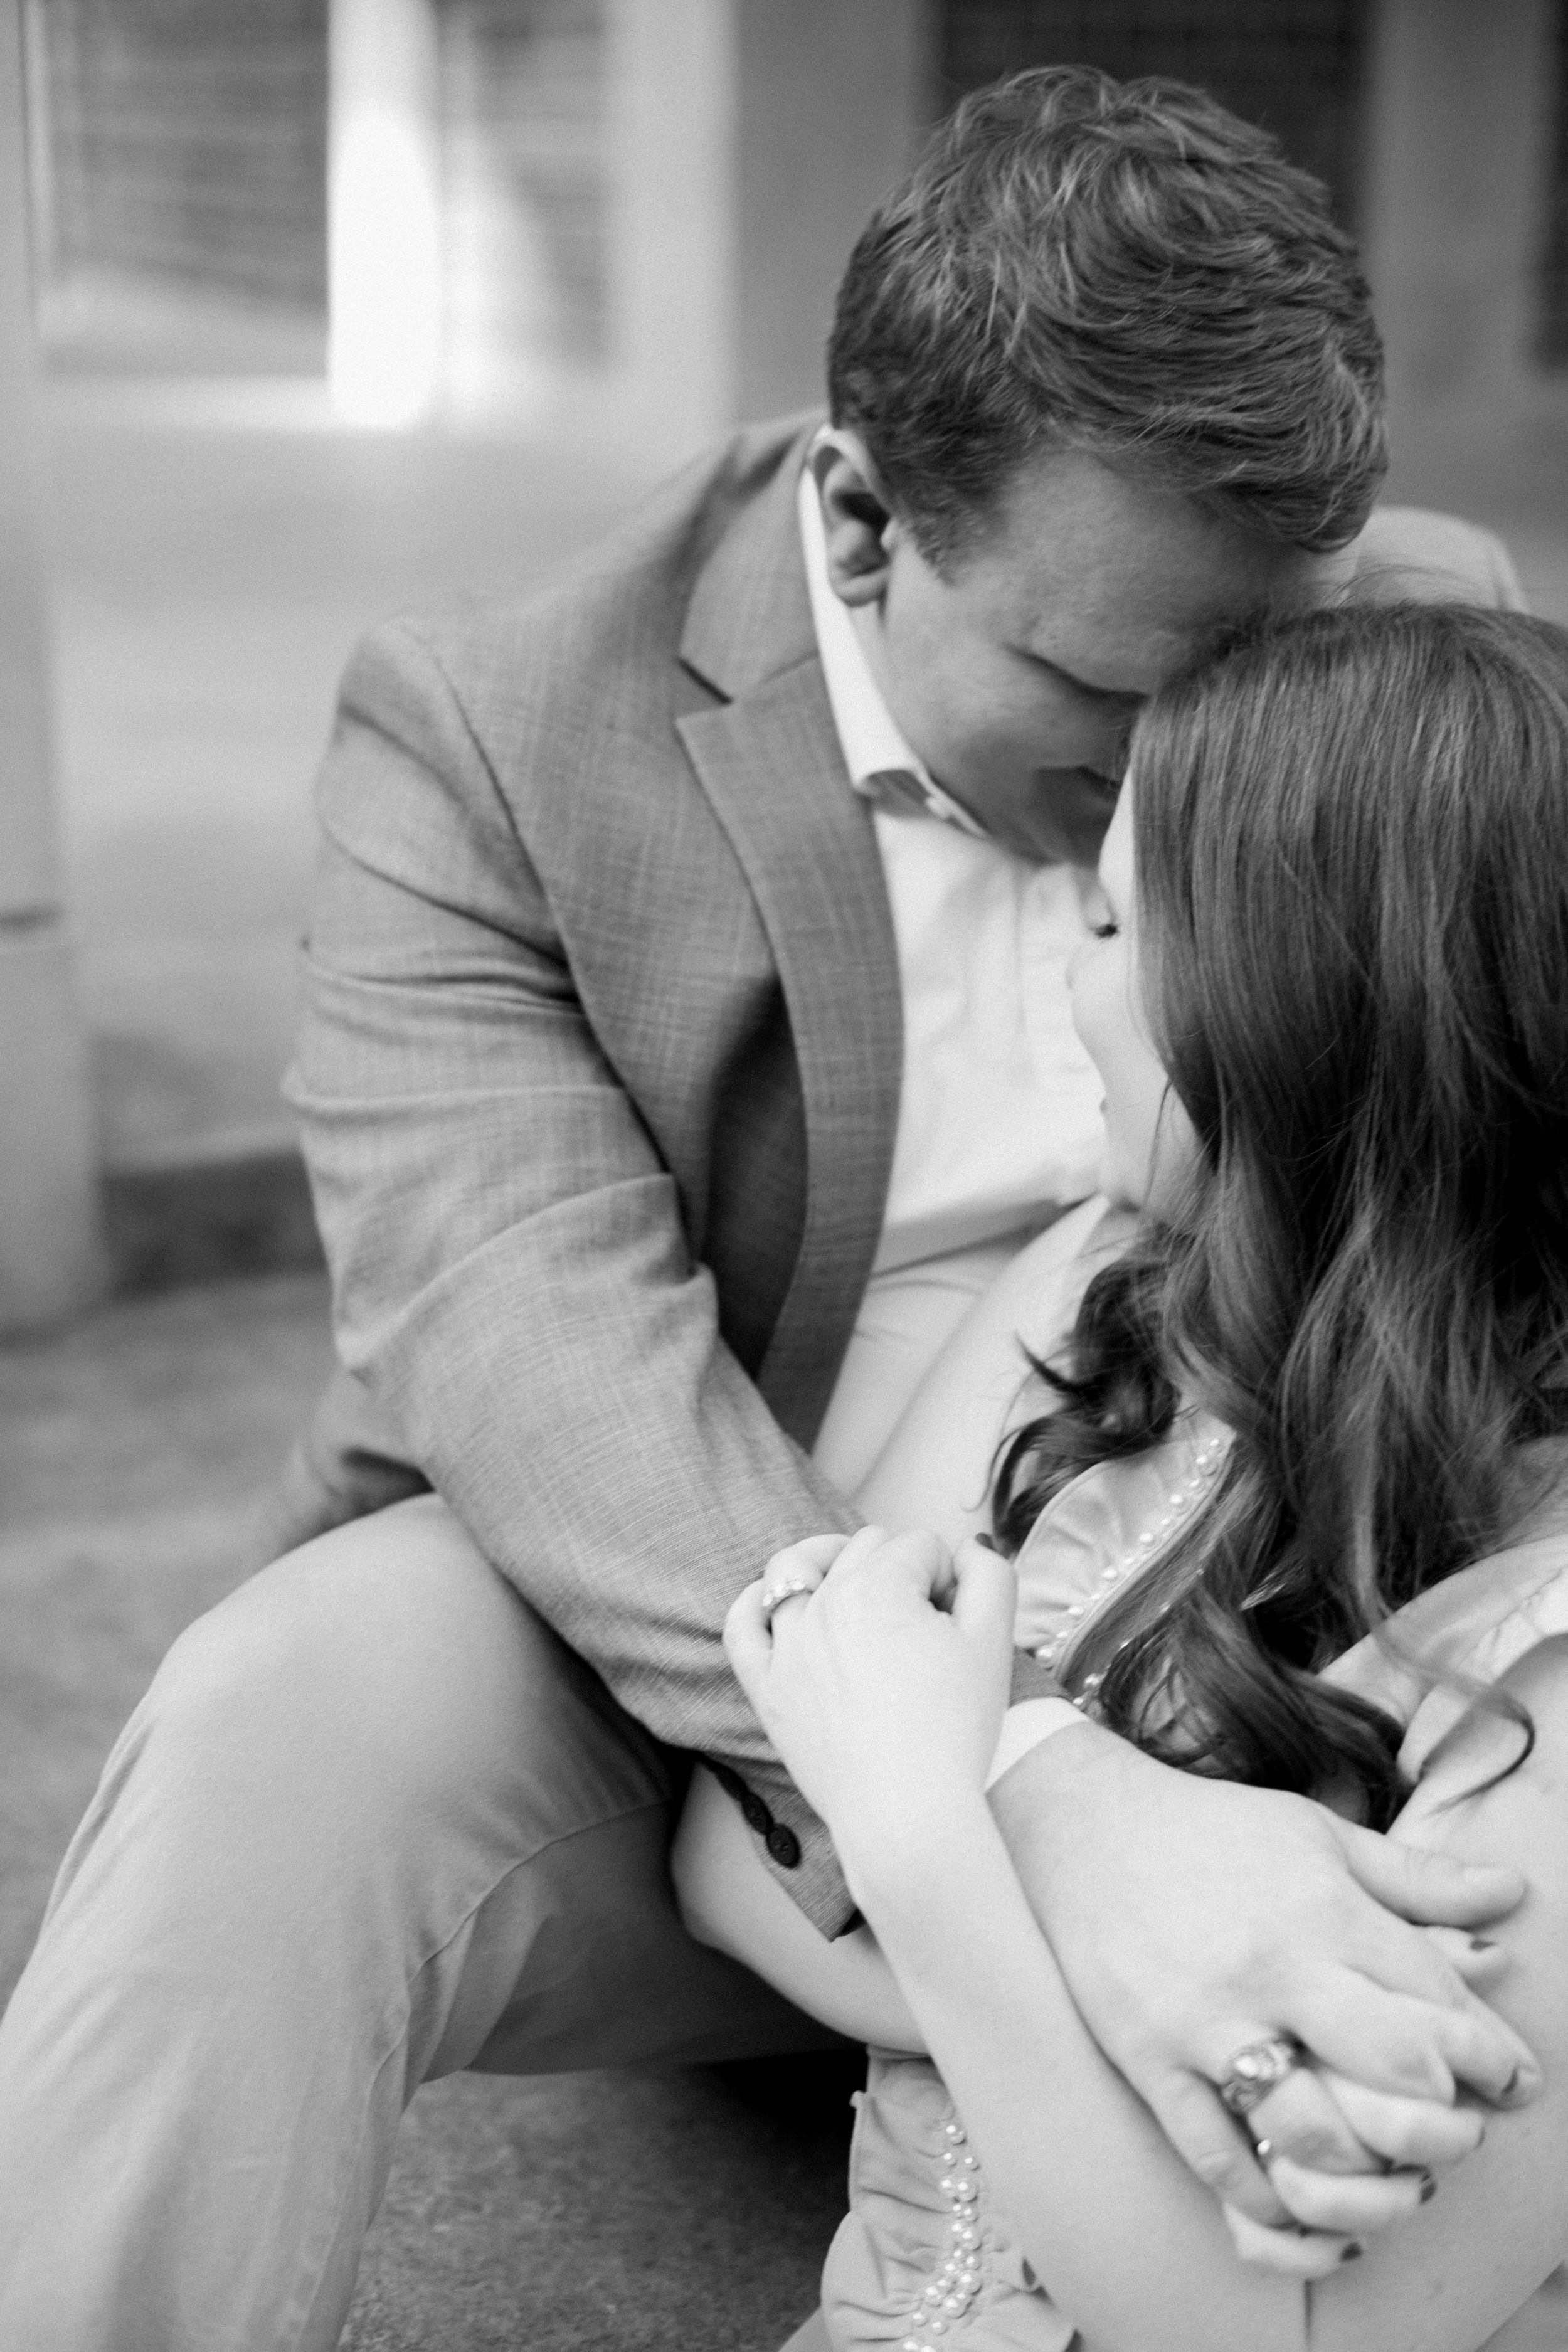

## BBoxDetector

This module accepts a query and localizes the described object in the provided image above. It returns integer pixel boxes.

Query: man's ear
[808,429,898,609]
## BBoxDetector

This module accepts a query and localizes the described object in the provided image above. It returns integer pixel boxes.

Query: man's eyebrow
[1017,647,1145,704]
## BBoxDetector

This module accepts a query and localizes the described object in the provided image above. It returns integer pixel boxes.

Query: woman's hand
[1212,1932,1507,2272]
[724,1527,1017,1872]
[989,1725,1535,2250]
[727,1533,1521,2301]
[1217,2056,1486,2274]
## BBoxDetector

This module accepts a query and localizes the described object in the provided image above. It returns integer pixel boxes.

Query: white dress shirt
[798,467,1106,1493]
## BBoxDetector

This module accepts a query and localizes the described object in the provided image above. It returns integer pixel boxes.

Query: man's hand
[990,1722,1537,2228]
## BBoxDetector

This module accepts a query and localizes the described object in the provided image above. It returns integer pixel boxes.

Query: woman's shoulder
[1009,1416,1568,1769]
[1325,1456,1568,1776]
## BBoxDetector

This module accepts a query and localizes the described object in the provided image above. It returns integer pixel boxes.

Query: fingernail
[1419,2171,1437,2205]
[1469,1935,1497,1952]
[975,1533,1000,1552]
[1340,2243,1364,2264]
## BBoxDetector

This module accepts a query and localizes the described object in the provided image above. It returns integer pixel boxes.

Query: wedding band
[1217,2035,1306,2116]
[758,1576,818,1630]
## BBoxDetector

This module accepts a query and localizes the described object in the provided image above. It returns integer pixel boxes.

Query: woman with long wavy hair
[674,601,1568,2352]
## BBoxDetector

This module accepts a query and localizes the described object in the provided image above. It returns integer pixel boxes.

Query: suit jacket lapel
[676,435,901,1440]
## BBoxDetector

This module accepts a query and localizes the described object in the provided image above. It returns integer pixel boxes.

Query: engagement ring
[1217,2035,1305,2116]
[758,1576,819,1629]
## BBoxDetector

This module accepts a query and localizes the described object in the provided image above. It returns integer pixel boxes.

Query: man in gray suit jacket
[0,69,1532,2349]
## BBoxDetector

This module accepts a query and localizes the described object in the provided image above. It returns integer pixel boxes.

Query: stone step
[103,1137,322,1296]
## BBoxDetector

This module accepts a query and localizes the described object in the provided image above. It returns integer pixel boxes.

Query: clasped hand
[730,1523,1010,1836]
[727,1524,1538,2278]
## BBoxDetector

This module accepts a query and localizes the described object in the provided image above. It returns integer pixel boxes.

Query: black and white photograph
[1,4,1566,2347]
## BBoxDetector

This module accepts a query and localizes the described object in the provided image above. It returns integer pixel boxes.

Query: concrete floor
[0,1273,852,2349]
[0,1270,337,1984]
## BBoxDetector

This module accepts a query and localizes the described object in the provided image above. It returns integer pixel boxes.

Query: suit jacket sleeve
[289,615,865,1934]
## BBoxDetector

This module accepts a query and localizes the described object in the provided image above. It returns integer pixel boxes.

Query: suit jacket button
[765,1823,801,1868]
[741,1793,771,1834]
[707,1761,744,1799]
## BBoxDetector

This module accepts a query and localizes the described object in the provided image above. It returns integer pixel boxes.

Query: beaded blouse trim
[898,2112,986,2349]
[1011,1411,1233,1704]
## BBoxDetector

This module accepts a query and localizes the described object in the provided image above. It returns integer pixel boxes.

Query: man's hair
[827,67,1387,564]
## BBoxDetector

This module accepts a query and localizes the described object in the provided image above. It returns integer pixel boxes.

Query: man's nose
[1089,706,1136,778]
[1078,874,1113,936]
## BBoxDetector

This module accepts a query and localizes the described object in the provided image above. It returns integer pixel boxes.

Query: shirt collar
[797,455,988,842]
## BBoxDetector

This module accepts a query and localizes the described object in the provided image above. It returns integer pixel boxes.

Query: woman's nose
[1071,879,1113,982]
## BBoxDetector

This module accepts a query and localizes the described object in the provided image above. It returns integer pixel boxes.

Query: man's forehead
[975,448,1348,691]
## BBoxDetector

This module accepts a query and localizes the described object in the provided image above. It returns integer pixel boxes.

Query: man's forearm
[291,615,866,1931]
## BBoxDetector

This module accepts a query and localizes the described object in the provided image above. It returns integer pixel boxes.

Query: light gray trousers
[0,1497,834,2350]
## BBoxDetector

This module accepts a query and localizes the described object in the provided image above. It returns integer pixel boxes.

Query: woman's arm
[728,1532,1308,2351]
[667,1209,1124,2040]
[671,1698,1086,2048]
[854,1198,1133,1546]
[847,1759,1555,2352]
[853,1779,1308,2352]
[671,1761,924,2049]
[727,1535,1560,2352]
[1291,1633,1568,2352]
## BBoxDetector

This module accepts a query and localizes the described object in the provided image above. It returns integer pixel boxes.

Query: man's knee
[141,1502,515,1802]
[250,1364,431,1570]
[137,1496,673,1856]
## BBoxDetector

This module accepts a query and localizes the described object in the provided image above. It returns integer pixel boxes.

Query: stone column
[1359,0,1557,445]
[731,0,931,422]
[605,0,931,462]
[605,0,737,455]
[0,0,102,1329]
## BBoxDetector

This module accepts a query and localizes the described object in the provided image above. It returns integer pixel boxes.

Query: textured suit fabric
[286,411,1524,1936]
[288,416,905,1930]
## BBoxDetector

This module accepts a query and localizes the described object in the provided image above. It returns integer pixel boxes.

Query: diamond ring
[1217,2035,1306,2117]
[758,1576,820,1631]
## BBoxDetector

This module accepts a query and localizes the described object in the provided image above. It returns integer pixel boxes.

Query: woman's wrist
[834,1699,1094,1904]
[836,1784,1001,1921]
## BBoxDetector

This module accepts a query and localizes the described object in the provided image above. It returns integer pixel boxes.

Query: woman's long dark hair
[994,603,1568,1826]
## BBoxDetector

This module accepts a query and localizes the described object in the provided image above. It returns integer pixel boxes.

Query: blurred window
[442,0,608,372]
[24,0,327,310]
[938,0,1369,230]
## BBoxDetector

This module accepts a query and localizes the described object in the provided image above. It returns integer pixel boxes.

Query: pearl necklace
[901,2116,985,2348]
[1027,1426,1231,1704]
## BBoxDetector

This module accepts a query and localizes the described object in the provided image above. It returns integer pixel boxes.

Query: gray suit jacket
[291,418,907,1929]
[287,414,1523,1933]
